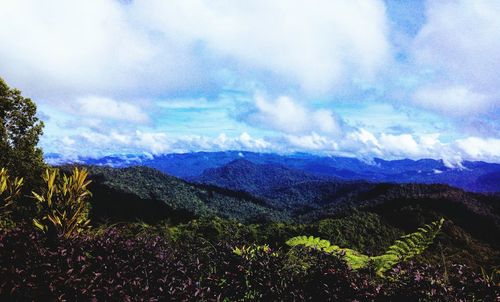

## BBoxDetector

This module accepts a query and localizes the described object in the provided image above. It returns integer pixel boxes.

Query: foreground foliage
[0,224,497,301]
[0,168,23,229]
[32,167,92,238]
[287,218,444,276]
[0,168,23,216]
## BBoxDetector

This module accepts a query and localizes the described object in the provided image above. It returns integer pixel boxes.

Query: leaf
[285,218,444,276]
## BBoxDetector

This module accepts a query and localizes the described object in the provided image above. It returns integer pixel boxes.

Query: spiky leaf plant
[0,168,23,229]
[233,244,278,260]
[32,167,92,238]
[286,218,444,276]
[0,168,23,214]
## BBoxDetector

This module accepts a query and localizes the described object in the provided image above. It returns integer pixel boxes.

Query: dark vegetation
[1,77,499,300]
[2,223,498,301]
[85,165,287,224]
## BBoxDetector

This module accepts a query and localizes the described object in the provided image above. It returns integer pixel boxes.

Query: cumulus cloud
[1,0,499,164]
[0,0,203,98]
[277,130,500,165]
[412,85,491,116]
[0,0,391,98]
[45,130,272,160]
[282,133,336,151]
[42,122,500,165]
[454,137,500,161]
[412,0,500,115]
[73,96,150,123]
[136,0,391,93]
[246,95,345,136]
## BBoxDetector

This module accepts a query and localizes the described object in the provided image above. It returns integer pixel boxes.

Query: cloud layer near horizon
[0,0,499,164]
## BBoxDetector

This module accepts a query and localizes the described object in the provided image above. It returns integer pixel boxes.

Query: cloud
[277,129,500,165]
[45,130,273,160]
[0,0,205,99]
[454,137,500,162]
[246,95,345,136]
[282,133,336,151]
[0,0,391,98]
[2,0,499,164]
[72,96,150,123]
[411,0,500,115]
[132,0,391,93]
[42,123,500,165]
[412,85,490,116]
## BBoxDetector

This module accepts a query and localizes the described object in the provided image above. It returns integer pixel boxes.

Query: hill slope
[77,164,499,267]
[85,166,287,224]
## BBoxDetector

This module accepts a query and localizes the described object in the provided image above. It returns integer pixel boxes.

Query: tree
[0,77,45,185]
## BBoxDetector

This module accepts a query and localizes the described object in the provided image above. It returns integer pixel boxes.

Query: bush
[382,262,499,301]
[1,224,497,301]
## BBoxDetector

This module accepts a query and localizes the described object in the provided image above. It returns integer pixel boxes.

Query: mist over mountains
[48,151,500,193]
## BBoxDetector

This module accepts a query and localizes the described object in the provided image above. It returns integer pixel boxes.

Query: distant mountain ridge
[191,159,335,195]
[49,151,500,192]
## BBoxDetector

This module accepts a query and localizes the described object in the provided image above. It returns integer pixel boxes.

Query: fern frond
[285,218,444,276]
[372,218,444,275]
[286,235,332,251]
[286,235,371,269]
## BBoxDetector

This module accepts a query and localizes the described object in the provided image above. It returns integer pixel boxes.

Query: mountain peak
[193,159,325,195]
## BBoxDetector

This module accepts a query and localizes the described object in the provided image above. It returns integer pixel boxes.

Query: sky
[0,0,499,165]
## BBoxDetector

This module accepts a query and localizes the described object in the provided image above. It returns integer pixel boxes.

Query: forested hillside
[84,165,287,224]
[75,164,500,271]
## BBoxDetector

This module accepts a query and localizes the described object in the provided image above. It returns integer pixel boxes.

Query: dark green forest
[1,78,499,301]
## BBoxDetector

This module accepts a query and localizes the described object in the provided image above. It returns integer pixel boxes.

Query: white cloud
[454,137,500,162]
[238,132,271,150]
[133,0,391,93]
[378,134,420,157]
[247,95,345,136]
[412,0,500,114]
[0,0,391,98]
[73,96,150,123]
[283,133,336,151]
[276,129,500,164]
[0,0,204,99]
[76,130,169,155]
[43,125,500,164]
[412,85,490,116]
[51,130,273,158]
[2,0,499,164]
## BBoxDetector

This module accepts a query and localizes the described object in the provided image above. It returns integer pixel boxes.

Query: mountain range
[50,151,500,193]
[51,150,500,268]
[73,160,499,268]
